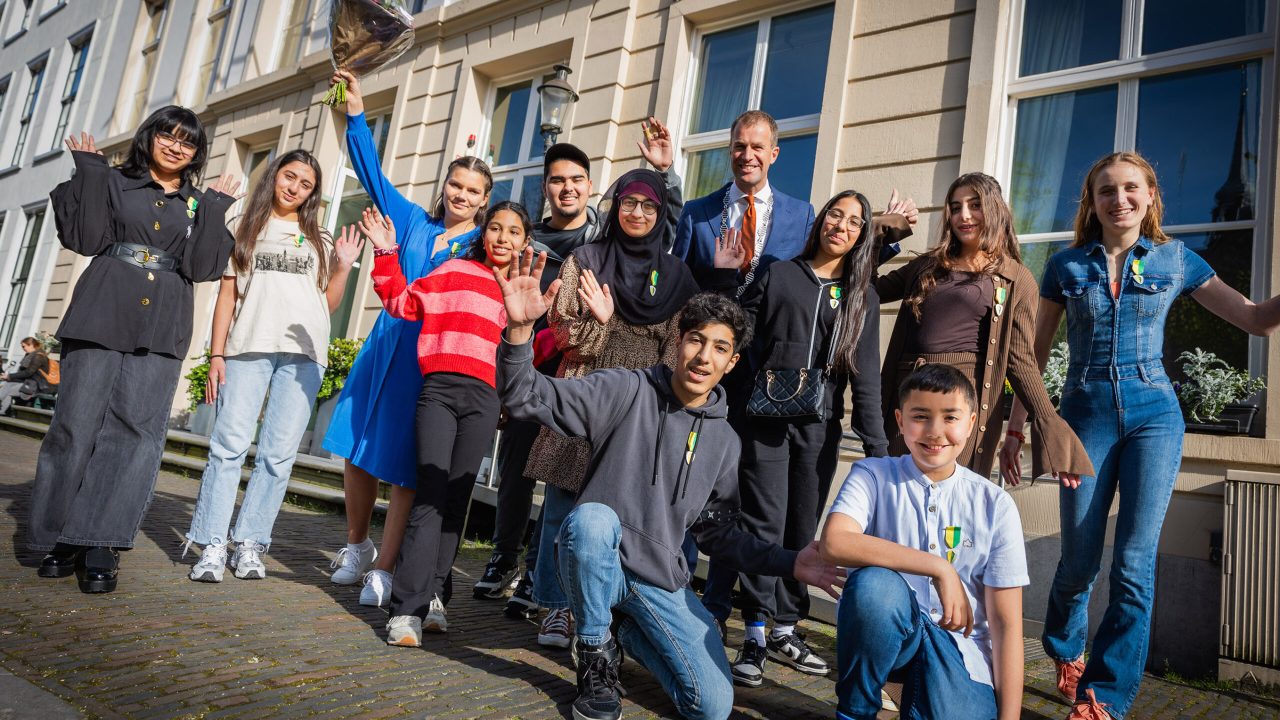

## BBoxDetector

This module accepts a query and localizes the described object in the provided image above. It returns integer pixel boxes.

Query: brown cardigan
[876,254,1094,480]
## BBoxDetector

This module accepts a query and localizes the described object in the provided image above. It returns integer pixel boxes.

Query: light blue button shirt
[829,454,1029,686]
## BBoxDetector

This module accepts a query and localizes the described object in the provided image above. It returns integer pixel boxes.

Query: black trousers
[390,373,500,618]
[27,340,182,551]
[703,415,843,625]
[490,416,540,571]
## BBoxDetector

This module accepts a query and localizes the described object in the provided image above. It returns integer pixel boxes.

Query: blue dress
[322,112,481,488]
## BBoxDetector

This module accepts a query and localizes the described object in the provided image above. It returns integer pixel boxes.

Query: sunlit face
[895,388,976,481]
[482,209,530,270]
[150,127,197,177]
[20,341,36,353]
[671,322,739,406]
[617,192,658,238]
[817,196,865,260]
[947,185,984,248]
[443,167,490,223]
[729,121,779,191]
[273,161,317,213]
[544,159,592,221]
[1091,162,1154,238]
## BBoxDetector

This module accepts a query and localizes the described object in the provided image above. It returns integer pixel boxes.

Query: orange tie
[741,194,756,271]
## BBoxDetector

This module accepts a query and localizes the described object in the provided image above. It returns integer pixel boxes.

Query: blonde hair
[1071,151,1170,248]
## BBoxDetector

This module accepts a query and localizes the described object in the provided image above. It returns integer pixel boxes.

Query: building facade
[0,0,1276,677]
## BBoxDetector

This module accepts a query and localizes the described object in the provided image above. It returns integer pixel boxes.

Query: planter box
[308,396,339,458]
[1185,404,1258,435]
[188,404,216,436]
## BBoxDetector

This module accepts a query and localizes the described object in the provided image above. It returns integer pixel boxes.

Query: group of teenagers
[22,64,1280,720]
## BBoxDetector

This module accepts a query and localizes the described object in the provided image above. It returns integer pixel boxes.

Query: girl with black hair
[703,191,907,686]
[28,105,241,594]
[359,200,531,645]
[183,150,364,583]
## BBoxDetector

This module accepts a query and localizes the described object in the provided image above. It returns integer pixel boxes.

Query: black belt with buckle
[106,243,179,271]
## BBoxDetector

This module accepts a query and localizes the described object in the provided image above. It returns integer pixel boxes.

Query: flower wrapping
[323,0,415,105]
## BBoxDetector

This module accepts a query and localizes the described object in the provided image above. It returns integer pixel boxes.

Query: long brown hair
[801,190,876,375]
[431,156,494,221]
[1071,151,1170,248]
[230,150,329,289]
[904,172,1020,320]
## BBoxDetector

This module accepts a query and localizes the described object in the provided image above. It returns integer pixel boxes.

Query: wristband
[1006,429,1026,443]
[210,354,225,360]
[372,245,399,257]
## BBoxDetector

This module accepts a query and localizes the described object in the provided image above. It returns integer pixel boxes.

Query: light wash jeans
[187,353,324,549]
[558,503,734,720]
[836,567,997,720]
[532,483,574,609]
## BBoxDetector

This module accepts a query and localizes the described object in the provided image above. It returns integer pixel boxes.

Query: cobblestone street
[1,431,1277,719]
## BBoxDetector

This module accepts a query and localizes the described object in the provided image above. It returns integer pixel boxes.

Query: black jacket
[49,151,235,357]
[6,350,50,395]
[498,337,796,592]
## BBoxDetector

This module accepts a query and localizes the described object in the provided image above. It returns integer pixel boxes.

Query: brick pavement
[1,430,1278,719]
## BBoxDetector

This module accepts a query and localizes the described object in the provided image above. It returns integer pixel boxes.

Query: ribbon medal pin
[829,285,842,309]
[944,526,962,564]
[294,232,305,248]
[450,241,461,258]
[994,286,1008,316]
[1132,258,1145,285]
[186,197,199,219]
[648,270,659,297]
[684,430,698,466]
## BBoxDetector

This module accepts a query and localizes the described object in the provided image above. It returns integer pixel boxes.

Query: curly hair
[678,292,752,353]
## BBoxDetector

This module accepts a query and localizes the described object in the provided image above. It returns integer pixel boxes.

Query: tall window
[327,111,392,338]
[11,59,46,166]
[0,77,10,134]
[485,77,549,219]
[128,0,167,128]
[193,0,232,106]
[50,33,91,149]
[276,0,312,72]
[682,4,834,202]
[17,0,32,32]
[1006,0,1272,379]
[1,208,44,346]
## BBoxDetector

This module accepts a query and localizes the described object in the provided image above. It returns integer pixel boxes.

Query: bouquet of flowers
[322,0,415,106]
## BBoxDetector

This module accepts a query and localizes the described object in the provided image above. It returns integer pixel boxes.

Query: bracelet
[372,245,399,257]
[210,354,225,360]
[1006,429,1026,443]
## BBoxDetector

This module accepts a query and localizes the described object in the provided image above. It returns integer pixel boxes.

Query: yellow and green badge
[294,233,305,248]
[648,270,659,297]
[684,430,698,466]
[829,285,843,309]
[994,285,1008,316]
[1131,258,1145,285]
[944,526,962,564]
[450,241,462,258]
[186,196,199,219]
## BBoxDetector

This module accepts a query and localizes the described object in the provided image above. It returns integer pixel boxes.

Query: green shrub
[1043,342,1070,405]
[317,337,364,403]
[184,351,211,411]
[1176,348,1266,422]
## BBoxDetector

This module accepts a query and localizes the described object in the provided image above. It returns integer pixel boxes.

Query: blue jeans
[836,567,997,720]
[559,503,734,720]
[1043,367,1183,717]
[187,353,324,549]
[533,483,575,609]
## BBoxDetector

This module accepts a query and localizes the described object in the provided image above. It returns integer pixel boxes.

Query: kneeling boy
[495,251,842,720]
[819,364,1026,720]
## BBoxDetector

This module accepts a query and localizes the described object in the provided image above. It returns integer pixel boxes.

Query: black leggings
[390,372,500,618]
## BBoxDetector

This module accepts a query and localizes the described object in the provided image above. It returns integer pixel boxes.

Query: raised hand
[637,117,673,173]
[578,268,614,325]
[358,207,396,250]
[713,227,746,270]
[333,224,365,269]
[331,69,364,115]
[205,356,226,404]
[885,188,919,226]
[207,174,243,200]
[794,541,847,599]
[64,132,102,155]
[495,246,562,343]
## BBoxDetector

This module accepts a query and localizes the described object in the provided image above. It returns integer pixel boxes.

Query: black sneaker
[503,569,539,619]
[572,637,623,720]
[766,631,829,675]
[473,554,519,600]
[730,639,767,687]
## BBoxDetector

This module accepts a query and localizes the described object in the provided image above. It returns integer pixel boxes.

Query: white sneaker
[424,594,448,633]
[330,540,376,585]
[189,542,228,583]
[359,568,392,607]
[231,541,267,580]
[537,607,573,648]
[386,615,422,647]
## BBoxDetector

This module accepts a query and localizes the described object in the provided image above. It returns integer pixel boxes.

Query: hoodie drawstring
[652,399,669,487]
[673,414,704,501]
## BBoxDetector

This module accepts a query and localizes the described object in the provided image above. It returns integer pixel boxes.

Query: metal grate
[1220,471,1280,669]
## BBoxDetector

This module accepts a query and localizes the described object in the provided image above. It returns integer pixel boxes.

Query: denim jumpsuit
[1038,237,1215,717]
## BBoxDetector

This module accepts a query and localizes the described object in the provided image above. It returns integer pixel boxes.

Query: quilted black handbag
[746,312,840,421]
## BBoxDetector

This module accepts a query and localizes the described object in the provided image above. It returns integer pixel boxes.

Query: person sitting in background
[0,337,51,415]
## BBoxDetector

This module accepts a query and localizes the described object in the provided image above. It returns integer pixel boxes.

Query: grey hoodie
[498,337,796,592]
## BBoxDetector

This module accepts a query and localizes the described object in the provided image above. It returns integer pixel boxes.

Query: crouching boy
[819,364,1027,720]
[494,250,843,720]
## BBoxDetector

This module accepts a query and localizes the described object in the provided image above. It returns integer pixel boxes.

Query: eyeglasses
[619,197,659,217]
[824,209,865,230]
[155,131,199,155]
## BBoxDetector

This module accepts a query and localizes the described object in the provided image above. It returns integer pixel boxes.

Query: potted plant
[184,351,216,435]
[1042,342,1070,407]
[1176,348,1266,435]
[309,337,364,457]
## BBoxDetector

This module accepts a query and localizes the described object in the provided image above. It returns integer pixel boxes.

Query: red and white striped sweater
[371,253,507,387]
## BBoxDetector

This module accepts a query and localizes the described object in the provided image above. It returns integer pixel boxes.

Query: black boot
[571,636,623,720]
[37,543,82,578]
[76,547,119,594]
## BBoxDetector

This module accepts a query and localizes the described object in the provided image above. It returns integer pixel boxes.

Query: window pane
[490,178,514,204]
[1019,0,1120,76]
[686,147,731,200]
[520,172,544,220]
[771,133,817,203]
[1142,0,1264,55]
[1163,230,1251,382]
[1137,62,1260,225]
[688,23,756,134]
[328,178,371,338]
[1020,239,1072,347]
[760,5,833,120]
[490,83,532,167]
[1010,85,1117,234]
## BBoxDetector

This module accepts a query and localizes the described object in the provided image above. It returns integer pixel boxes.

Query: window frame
[480,73,551,219]
[10,56,47,167]
[1,206,45,346]
[50,29,92,151]
[126,0,168,129]
[273,0,313,73]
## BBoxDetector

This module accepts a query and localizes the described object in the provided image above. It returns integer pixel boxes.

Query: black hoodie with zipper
[497,336,797,592]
